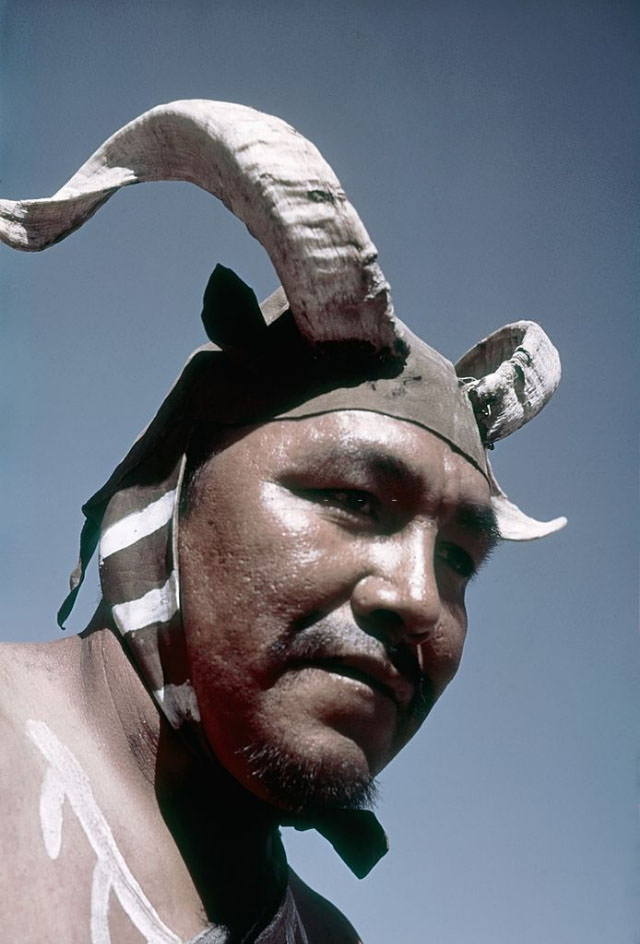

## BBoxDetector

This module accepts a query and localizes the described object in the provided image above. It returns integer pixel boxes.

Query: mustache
[267,619,435,720]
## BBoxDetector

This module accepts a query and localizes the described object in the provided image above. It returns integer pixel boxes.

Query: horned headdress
[1,100,565,737]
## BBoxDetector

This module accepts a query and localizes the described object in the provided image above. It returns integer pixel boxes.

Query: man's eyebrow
[299,442,500,542]
[310,444,419,483]
[453,502,500,547]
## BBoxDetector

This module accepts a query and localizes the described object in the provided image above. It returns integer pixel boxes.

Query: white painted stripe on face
[112,573,178,634]
[99,489,177,561]
[154,681,201,727]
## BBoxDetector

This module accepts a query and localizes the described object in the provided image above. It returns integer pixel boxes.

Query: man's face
[179,411,495,813]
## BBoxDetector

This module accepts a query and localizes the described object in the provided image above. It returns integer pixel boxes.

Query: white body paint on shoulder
[26,719,182,944]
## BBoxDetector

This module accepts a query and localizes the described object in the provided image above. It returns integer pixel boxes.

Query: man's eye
[313,489,377,519]
[436,541,475,580]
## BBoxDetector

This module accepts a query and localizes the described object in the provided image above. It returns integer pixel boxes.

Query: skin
[0,408,495,942]
[180,410,496,814]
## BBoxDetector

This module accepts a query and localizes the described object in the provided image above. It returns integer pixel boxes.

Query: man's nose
[350,526,441,647]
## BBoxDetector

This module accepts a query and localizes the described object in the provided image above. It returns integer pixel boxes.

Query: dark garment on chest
[188,882,309,944]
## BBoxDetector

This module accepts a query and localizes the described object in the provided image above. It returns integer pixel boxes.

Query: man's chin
[237,740,378,816]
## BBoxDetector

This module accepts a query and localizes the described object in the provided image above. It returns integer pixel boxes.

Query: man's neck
[80,621,288,937]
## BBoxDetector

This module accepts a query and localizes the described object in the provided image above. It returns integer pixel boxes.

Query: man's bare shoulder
[0,635,83,706]
[0,636,208,942]
[0,639,90,939]
[289,869,363,943]
[0,638,84,757]
[0,638,82,797]
[0,638,85,767]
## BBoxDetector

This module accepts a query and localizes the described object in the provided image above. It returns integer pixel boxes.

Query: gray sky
[1,1,638,941]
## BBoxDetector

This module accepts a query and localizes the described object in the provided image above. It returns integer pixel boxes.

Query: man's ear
[201,264,267,350]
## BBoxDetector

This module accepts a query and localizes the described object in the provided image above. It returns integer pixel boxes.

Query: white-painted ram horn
[0,99,398,352]
[456,320,562,444]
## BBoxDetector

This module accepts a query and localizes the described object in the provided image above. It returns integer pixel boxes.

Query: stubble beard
[236,619,433,816]
[238,739,379,816]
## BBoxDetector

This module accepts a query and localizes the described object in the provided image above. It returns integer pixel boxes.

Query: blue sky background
[1,2,638,941]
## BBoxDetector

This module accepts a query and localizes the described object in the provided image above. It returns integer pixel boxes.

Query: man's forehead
[212,409,493,509]
[249,409,484,470]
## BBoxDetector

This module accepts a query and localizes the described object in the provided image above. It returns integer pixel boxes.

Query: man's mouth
[277,621,432,718]
[294,655,416,711]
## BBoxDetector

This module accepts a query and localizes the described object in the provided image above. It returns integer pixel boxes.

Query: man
[0,101,565,942]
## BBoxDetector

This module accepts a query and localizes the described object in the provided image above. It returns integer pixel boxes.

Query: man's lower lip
[300,661,398,705]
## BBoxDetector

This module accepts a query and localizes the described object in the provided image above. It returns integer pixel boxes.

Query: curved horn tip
[488,460,566,541]
[1,98,398,354]
[492,492,567,542]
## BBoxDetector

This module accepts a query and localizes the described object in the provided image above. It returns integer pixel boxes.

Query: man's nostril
[356,607,404,643]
